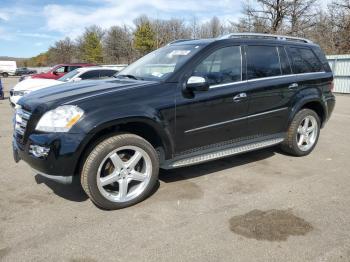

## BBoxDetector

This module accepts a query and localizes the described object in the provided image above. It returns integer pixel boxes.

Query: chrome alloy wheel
[96,146,152,203]
[296,115,318,152]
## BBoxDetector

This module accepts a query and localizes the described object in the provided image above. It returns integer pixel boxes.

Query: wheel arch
[74,117,174,176]
[289,97,327,128]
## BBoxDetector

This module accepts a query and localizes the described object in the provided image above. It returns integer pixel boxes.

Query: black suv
[13,33,335,209]
[15,67,37,76]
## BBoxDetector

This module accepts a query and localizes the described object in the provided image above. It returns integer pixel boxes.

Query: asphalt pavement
[0,77,349,262]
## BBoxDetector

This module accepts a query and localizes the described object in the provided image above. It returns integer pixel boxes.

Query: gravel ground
[0,77,349,262]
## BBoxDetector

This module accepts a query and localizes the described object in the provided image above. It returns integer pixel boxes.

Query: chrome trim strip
[246,107,288,119]
[209,72,326,89]
[210,80,246,89]
[219,33,313,44]
[185,107,288,134]
[169,138,284,168]
[32,168,73,184]
[247,72,326,83]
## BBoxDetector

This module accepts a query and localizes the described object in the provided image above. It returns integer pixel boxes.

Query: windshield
[116,44,203,81]
[57,69,80,82]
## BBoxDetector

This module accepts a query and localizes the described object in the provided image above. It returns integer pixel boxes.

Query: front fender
[72,105,175,159]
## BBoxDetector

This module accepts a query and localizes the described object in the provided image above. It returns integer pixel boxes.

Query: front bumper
[13,132,86,184]
[9,95,21,107]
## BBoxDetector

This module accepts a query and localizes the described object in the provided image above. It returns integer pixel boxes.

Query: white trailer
[0,61,17,77]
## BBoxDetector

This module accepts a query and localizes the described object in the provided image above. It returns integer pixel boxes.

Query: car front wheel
[81,133,159,210]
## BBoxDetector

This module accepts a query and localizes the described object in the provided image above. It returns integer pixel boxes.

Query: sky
[0,0,330,58]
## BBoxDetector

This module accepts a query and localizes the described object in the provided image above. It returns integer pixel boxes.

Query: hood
[18,78,157,112]
[13,78,62,92]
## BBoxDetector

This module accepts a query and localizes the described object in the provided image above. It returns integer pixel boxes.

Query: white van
[0,61,17,77]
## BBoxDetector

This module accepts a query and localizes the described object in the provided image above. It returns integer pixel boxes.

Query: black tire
[81,133,159,210]
[280,109,321,156]
[2,72,9,77]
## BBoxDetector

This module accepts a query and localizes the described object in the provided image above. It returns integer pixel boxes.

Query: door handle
[233,93,247,102]
[288,83,299,89]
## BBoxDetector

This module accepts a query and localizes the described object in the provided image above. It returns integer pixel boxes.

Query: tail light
[329,80,334,92]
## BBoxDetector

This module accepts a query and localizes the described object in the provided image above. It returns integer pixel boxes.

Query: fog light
[29,145,50,158]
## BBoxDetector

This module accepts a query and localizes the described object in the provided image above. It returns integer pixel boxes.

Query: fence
[327,55,350,94]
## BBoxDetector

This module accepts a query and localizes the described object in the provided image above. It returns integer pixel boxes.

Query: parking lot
[0,77,350,261]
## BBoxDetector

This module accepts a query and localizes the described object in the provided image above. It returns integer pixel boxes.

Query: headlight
[15,90,30,96]
[36,105,84,132]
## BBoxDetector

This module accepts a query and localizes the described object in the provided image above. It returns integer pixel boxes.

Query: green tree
[133,21,156,55]
[78,26,104,63]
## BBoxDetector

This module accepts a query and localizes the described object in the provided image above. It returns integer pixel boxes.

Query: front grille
[14,108,32,143]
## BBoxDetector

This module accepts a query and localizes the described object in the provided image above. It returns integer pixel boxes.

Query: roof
[169,33,316,47]
[169,38,216,46]
[76,66,120,73]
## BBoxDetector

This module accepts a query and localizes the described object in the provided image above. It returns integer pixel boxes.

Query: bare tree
[329,0,350,53]
[288,0,318,35]
[245,0,291,33]
[103,25,134,64]
[47,37,77,64]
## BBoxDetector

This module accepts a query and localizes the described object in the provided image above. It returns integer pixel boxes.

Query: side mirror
[72,77,82,82]
[53,71,58,75]
[186,76,209,92]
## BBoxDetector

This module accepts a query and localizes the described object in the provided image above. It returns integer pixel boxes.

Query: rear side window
[80,70,100,80]
[313,47,331,72]
[278,47,292,75]
[99,70,117,78]
[246,46,281,80]
[287,47,324,74]
[192,46,242,86]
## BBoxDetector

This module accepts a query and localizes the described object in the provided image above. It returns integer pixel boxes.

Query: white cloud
[43,0,242,38]
[0,11,9,21]
[20,33,55,39]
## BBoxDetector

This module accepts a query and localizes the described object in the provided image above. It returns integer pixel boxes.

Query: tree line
[24,0,350,67]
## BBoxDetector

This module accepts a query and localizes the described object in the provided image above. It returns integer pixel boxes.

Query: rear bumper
[324,95,336,125]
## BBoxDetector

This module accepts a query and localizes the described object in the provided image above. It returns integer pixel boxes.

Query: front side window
[54,66,66,73]
[246,45,281,80]
[58,69,80,82]
[192,46,242,86]
[117,44,204,81]
[287,47,324,74]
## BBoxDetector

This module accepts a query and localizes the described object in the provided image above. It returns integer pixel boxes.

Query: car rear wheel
[81,133,159,210]
[2,72,9,77]
[280,109,320,156]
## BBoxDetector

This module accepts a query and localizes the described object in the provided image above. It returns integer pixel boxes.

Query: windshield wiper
[115,74,142,80]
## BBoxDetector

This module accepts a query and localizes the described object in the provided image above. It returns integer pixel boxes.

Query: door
[174,45,250,154]
[244,45,296,138]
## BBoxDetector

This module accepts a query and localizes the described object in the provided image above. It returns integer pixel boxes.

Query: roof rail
[167,39,195,45]
[219,33,313,44]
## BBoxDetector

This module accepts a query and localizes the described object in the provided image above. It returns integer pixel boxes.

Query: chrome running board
[163,138,284,169]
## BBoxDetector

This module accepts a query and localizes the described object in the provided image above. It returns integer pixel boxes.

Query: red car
[20,63,95,81]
